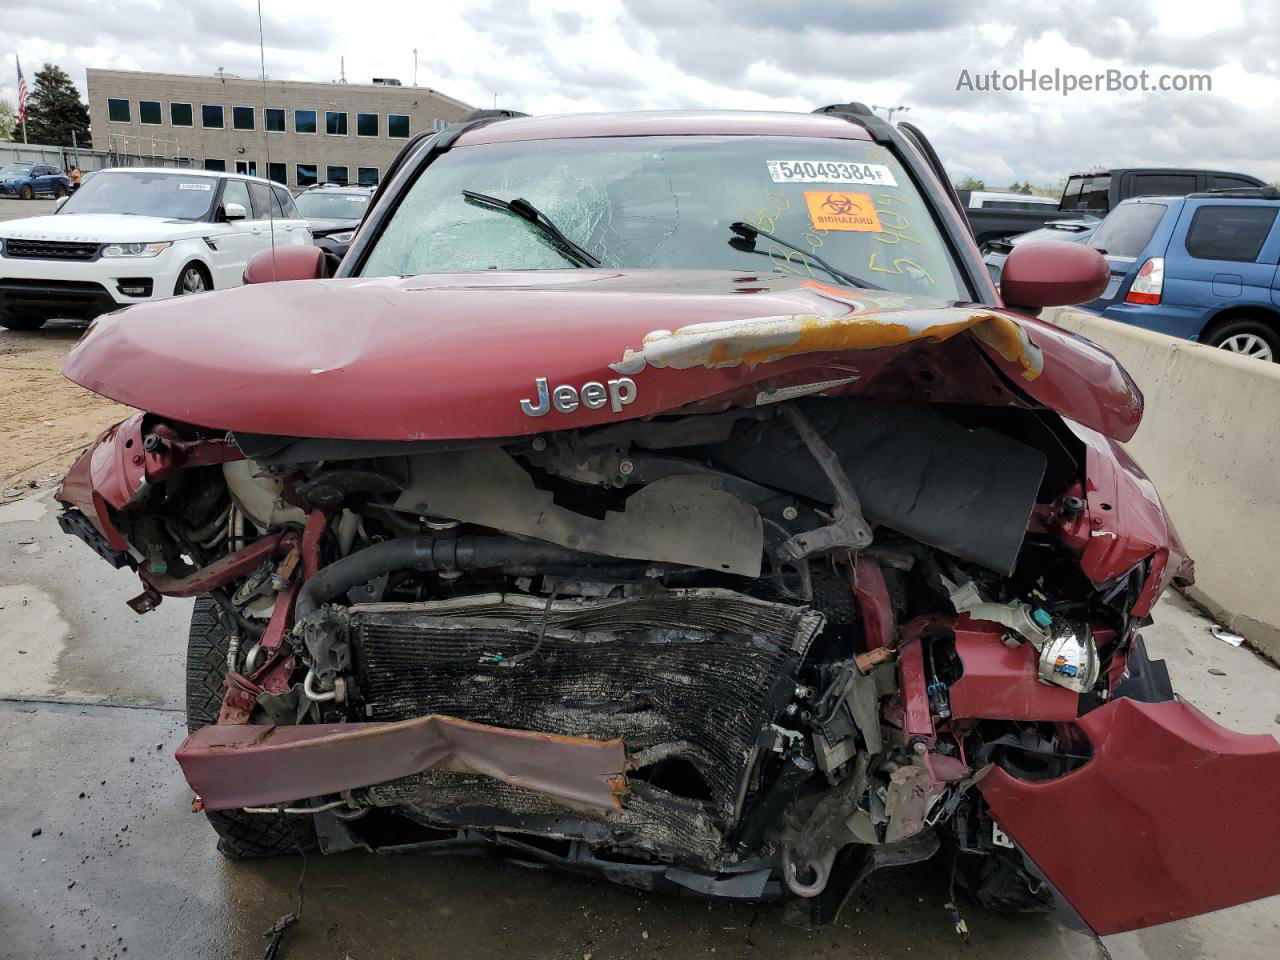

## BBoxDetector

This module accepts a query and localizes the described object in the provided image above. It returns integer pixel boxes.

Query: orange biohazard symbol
[803,191,882,232]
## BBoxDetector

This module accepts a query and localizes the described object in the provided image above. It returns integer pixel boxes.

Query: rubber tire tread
[186,595,314,859]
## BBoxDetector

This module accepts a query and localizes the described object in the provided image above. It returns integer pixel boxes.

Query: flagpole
[21,117,27,144]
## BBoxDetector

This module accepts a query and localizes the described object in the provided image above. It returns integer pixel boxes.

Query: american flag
[16,56,27,123]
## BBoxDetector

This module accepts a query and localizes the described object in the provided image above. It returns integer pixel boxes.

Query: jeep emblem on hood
[520,376,637,417]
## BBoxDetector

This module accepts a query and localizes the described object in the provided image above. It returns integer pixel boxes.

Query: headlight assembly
[328,231,355,243]
[101,242,172,258]
[1038,619,1100,693]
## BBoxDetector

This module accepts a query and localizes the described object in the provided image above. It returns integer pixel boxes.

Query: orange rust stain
[608,774,631,810]
[699,312,979,369]
[971,314,1042,380]
[801,279,873,300]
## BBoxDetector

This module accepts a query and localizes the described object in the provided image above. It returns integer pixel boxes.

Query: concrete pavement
[3,487,1279,960]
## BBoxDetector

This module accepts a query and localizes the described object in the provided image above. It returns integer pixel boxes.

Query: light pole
[873,104,911,123]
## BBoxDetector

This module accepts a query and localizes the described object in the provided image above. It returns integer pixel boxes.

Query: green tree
[23,64,90,147]
[956,175,986,191]
[0,100,15,141]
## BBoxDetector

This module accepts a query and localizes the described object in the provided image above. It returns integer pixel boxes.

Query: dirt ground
[0,320,133,496]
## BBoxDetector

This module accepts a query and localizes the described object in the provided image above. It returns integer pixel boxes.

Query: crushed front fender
[979,696,1280,935]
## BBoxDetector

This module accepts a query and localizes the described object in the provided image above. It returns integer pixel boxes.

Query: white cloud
[1,0,1276,184]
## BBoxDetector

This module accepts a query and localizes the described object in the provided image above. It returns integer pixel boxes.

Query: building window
[232,106,255,131]
[204,158,226,172]
[357,166,379,187]
[265,108,285,132]
[356,113,378,137]
[267,162,288,185]
[432,118,447,132]
[294,109,317,134]
[296,163,318,186]
[138,100,162,125]
[326,164,349,184]
[202,105,224,129]
[234,160,258,176]
[388,114,410,138]
[325,111,348,136]
[107,98,130,123]
[171,102,193,127]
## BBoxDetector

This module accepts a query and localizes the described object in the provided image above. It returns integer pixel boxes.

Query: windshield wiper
[462,190,601,268]
[729,222,880,289]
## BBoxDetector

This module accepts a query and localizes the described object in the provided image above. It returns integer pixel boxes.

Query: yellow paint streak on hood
[610,305,1044,380]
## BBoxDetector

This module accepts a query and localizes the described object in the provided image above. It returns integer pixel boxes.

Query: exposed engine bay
[58,395,1176,928]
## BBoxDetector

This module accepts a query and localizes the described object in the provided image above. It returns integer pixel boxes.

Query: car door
[203,178,263,288]
[271,185,312,246]
[1173,202,1280,312]
[247,181,293,253]
[32,164,53,195]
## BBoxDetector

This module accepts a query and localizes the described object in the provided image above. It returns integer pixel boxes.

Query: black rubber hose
[295,536,618,619]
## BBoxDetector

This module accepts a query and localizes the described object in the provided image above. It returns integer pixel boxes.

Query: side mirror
[55,196,69,210]
[1000,241,1109,309]
[243,245,327,284]
[223,201,248,221]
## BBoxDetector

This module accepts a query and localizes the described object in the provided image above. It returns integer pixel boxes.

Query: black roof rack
[456,108,529,123]
[811,103,892,142]
[1190,186,1280,200]
[811,104,964,214]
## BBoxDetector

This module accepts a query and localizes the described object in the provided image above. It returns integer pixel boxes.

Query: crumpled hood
[63,268,1143,442]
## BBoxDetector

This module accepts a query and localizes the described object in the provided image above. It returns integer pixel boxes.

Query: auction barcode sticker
[178,182,212,191]
[766,160,897,187]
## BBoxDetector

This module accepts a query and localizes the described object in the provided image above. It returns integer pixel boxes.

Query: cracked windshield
[360,136,965,299]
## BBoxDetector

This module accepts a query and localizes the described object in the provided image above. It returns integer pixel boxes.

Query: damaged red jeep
[56,105,1280,935]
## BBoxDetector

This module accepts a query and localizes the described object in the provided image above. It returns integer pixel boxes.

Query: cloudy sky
[3,0,1278,185]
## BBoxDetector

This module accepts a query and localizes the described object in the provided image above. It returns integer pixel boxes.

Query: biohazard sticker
[803,191,882,232]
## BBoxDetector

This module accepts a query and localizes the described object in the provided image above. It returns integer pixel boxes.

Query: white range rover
[0,167,311,331]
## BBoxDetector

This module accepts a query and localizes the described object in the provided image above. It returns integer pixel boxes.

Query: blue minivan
[1082,189,1280,361]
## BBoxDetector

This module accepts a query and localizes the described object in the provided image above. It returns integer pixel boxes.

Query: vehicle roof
[301,183,374,193]
[1114,194,1280,207]
[1065,167,1263,182]
[93,166,283,186]
[969,190,1057,203]
[455,110,876,146]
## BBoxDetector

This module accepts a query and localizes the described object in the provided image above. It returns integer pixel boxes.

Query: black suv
[294,183,374,266]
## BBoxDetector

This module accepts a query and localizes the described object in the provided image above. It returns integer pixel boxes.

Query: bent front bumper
[177,714,628,813]
[981,696,1280,935]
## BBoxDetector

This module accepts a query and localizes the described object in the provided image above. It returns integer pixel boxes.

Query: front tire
[186,596,314,859]
[173,263,210,297]
[18,184,33,200]
[1202,317,1279,362]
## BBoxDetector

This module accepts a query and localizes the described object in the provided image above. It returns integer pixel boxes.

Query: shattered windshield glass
[359,136,964,299]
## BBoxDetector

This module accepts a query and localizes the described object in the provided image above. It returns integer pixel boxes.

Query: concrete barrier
[1042,307,1280,661]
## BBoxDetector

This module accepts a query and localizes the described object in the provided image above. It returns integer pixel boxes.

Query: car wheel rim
[1218,333,1273,361]
[182,270,205,295]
